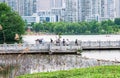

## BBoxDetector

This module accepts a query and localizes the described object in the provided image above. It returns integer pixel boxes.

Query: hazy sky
[37,0,51,11]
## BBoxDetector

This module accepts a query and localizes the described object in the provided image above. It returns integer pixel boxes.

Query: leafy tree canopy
[0,3,25,43]
[114,18,120,25]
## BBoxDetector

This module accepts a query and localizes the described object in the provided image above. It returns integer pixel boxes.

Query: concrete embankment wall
[0,54,120,76]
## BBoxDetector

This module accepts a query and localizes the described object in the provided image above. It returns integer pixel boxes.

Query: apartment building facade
[64,0,78,22]
[115,0,120,18]
[0,0,37,16]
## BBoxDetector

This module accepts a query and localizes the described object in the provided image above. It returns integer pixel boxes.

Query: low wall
[0,54,120,77]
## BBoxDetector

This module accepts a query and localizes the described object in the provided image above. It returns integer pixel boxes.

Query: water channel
[82,50,120,62]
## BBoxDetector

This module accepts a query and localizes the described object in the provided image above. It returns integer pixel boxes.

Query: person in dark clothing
[50,38,53,43]
[75,39,78,46]
[62,39,65,46]
[39,38,43,44]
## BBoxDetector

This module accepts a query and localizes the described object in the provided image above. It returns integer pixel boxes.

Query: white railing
[81,41,120,48]
[0,40,120,53]
[0,43,81,53]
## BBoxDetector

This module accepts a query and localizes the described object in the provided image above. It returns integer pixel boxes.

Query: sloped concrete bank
[0,54,120,76]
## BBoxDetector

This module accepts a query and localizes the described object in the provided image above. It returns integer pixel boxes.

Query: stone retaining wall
[0,54,120,76]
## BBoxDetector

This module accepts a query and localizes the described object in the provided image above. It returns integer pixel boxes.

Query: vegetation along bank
[17,65,120,78]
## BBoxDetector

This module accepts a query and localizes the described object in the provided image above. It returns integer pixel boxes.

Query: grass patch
[17,65,120,78]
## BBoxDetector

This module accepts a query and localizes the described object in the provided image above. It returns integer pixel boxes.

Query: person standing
[62,39,66,46]
[50,38,53,43]
[75,39,78,46]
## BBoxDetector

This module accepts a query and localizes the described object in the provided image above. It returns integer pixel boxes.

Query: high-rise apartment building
[64,0,78,22]
[79,0,91,21]
[18,0,37,16]
[86,0,101,21]
[20,0,37,16]
[115,0,120,18]
[37,0,65,22]
[65,0,101,22]
[99,0,116,21]
[50,0,63,8]
[77,0,116,21]
[101,0,115,18]
[50,0,65,21]
[0,0,37,16]
[108,0,115,18]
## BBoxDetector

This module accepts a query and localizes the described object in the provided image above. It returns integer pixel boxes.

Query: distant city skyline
[1,0,120,23]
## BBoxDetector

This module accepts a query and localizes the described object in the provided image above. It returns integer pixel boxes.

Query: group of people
[35,38,79,46]
[51,38,70,46]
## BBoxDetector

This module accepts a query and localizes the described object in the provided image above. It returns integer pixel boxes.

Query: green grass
[17,65,120,78]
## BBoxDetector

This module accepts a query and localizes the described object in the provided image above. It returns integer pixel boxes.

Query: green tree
[0,3,25,43]
[33,23,42,32]
[54,22,65,34]
[114,18,120,25]
[90,21,101,34]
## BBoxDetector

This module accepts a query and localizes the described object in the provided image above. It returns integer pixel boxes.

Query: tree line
[30,19,120,35]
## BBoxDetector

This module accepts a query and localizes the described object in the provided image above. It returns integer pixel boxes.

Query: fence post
[3,43,7,51]
[70,42,72,50]
[14,43,18,50]
[119,40,120,47]
[108,41,110,47]
[88,41,91,47]
[98,41,100,47]
[48,43,51,51]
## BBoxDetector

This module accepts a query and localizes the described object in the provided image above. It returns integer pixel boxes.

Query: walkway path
[0,40,120,54]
